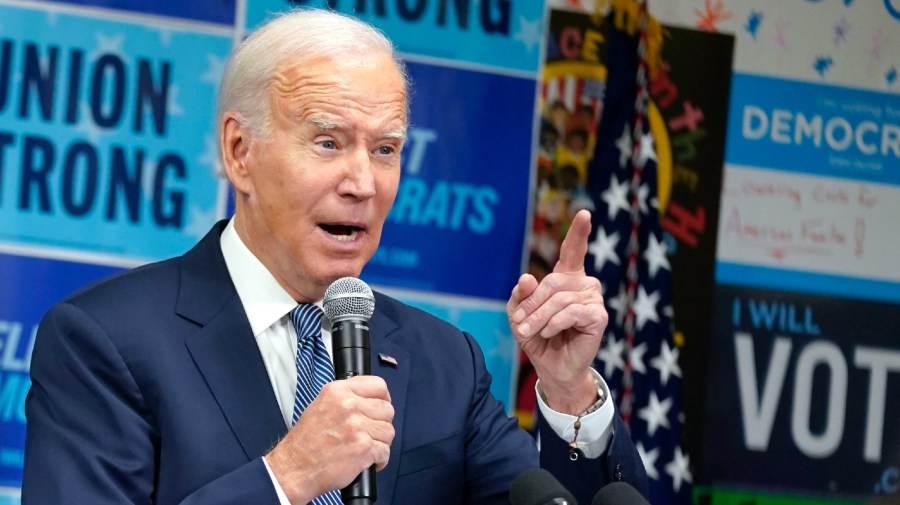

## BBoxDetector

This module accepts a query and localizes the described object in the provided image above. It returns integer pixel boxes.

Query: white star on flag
[636,441,660,480]
[633,285,660,330]
[601,175,630,219]
[638,390,672,436]
[651,340,682,386]
[606,284,629,326]
[637,183,650,215]
[636,132,656,167]
[588,228,621,271]
[644,233,671,277]
[629,342,648,375]
[597,334,626,378]
[664,446,692,492]
[579,4,693,502]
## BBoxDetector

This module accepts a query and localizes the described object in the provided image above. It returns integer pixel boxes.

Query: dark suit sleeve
[537,409,649,504]
[23,303,280,505]
[459,331,541,503]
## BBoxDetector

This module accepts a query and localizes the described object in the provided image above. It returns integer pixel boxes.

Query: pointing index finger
[554,209,592,274]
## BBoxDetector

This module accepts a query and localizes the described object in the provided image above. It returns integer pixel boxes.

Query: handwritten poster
[718,164,900,301]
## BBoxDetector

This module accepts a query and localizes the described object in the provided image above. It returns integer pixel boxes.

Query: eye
[321,140,337,150]
[377,145,395,155]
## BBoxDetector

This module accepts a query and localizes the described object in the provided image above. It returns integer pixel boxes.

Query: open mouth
[320,224,364,242]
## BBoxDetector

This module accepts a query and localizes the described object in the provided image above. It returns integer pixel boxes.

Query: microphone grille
[323,277,375,323]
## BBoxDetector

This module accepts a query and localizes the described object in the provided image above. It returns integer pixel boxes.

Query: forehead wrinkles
[271,62,407,129]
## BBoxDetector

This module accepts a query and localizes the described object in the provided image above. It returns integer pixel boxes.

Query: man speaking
[22,8,647,505]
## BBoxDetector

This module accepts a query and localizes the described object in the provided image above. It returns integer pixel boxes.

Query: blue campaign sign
[726,73,900,186]
[716,261,900,305]
[32,0,236,25]
[0,253,122,489]
[703,284,900,501]
[0,3,233,264]
[245,0,546,74]
[360,61,536,301]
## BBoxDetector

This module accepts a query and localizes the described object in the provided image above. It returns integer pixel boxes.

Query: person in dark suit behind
[22,8,647,505]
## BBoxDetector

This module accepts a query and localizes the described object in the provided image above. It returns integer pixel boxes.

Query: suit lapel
[172,222,416,497]
[177,222,286,461]
[369,304,409,505]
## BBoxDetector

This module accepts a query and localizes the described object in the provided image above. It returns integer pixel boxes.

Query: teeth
[332,229,359,242]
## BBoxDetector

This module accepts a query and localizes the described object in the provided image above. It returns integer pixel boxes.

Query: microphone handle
[332,319,375,505]
[332,319,371,377]
[341,470,376,505]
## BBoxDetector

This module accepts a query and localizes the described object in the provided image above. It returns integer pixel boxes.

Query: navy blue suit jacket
[24,222,647,504]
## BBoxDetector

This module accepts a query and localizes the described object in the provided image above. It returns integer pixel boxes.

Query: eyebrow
[308,116,342,130]
[384,128,408,141]
[308,115,408,141]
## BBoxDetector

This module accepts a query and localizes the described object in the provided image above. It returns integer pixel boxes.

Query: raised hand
[507,210,607,414]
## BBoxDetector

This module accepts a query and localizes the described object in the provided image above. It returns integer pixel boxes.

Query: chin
[322,262,366,283]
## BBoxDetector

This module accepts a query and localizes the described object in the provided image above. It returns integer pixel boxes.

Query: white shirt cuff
[263,456,292,505]
[535,368,614,459]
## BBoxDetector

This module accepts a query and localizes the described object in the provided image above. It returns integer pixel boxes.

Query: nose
[337,148,377,200]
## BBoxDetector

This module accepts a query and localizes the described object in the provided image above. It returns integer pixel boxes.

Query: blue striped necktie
[289,304,343,505]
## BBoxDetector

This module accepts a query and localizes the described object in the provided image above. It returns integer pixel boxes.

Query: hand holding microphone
[324,277,379,505]
[266,277,392,505]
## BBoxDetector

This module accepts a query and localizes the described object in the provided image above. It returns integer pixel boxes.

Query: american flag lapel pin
[378,353,398,367]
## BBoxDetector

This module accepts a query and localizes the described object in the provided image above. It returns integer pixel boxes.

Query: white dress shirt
[218,219,615,501]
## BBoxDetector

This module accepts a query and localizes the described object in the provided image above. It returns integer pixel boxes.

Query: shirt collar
[220,218,299,337]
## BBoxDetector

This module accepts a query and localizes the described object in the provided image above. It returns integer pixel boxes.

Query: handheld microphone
[591,482,649,505]
[323,277,376,505]
[510,468,578,505]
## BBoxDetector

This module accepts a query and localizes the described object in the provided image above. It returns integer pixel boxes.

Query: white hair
[216,8,410,144]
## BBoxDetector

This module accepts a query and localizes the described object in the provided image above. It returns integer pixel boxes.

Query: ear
[220,112,254,196]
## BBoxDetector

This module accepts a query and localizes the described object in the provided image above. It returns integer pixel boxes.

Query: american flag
[587,3,693,504]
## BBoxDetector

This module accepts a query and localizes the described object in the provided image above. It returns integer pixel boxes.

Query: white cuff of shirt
[535,368,614,459]
[263,456,292,505]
